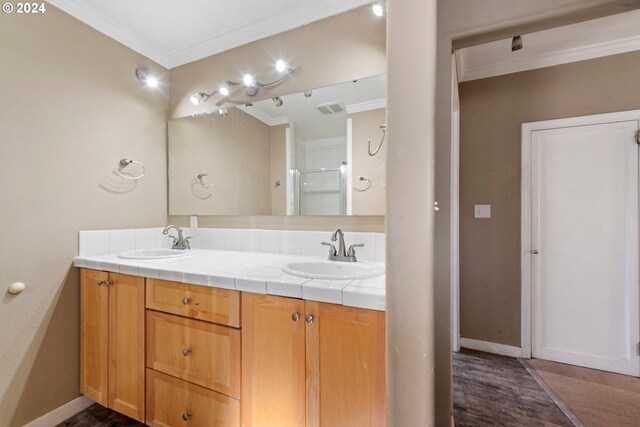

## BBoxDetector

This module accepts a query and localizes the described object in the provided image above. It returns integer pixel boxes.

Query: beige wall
[350,108,386,215]
[0,6,168,427]
[270,125,287,215]
[459,50,640,347]
[168,109,271,215]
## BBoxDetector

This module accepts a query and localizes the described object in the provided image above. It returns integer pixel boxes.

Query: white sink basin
[282,260,384,280]
[117,248,197,260]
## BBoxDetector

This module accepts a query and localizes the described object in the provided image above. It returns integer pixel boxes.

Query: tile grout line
[518,358,585,427]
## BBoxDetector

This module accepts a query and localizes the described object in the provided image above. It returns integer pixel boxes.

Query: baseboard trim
[460,337,524,358]
[22,396,94,427]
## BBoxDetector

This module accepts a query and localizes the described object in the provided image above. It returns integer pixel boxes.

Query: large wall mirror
[168,74,386,216]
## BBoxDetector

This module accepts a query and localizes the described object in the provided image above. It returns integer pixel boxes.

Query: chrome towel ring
[368,124,386,156]
[196,172,214,188]
[114,159,146,180]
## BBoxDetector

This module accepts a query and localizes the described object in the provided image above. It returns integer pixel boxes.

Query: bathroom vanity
[75,236,386,427]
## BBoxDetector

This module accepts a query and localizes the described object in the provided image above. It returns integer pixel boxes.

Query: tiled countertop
[73,249,385,311]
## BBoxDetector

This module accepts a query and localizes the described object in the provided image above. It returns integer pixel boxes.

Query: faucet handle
[347,243,364,257]
[184,236,192,249]
[321,242,337,257]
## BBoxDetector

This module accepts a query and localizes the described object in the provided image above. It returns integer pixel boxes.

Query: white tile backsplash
[79,230,109,256]
[109,229,135,254]
[79,227,385,261]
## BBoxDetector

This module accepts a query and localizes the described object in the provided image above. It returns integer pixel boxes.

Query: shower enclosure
[292,164,347,215]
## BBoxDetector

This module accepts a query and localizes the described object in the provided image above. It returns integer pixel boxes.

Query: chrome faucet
[163,225,192,250]
[322,228,364,262]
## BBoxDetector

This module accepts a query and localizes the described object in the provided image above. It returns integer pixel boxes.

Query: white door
[530,118,639,376]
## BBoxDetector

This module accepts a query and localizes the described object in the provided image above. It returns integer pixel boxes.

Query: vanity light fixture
[190,64,302,106]
[273,97,283,107]
[136,67,159,88]
[372,3,384,17]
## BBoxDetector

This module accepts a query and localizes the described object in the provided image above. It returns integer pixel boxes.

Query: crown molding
[47,0,169,68]
[459,34,640,82]
[166,0,372,68]
[346,98,387,114]
[237,105,289,126]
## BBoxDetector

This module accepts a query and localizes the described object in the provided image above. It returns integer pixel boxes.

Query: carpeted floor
[527,358,640,427]
[453,349,572,426]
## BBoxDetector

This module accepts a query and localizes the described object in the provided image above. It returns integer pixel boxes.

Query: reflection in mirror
[168,74,386,216]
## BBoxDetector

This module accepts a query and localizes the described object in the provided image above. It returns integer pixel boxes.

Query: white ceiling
[48,0,372,68]
[238,74,386,140]
[458,10,640,82]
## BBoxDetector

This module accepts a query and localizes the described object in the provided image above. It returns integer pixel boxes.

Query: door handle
[532,250,539,254]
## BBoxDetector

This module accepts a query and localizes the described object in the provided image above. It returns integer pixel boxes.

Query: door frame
[521,109,640,358]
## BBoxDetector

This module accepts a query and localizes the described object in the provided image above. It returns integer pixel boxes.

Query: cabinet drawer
[146,279,240,327]
[146,369,240,427]
[147,311,240,398]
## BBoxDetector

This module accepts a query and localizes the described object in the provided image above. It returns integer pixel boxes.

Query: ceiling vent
[316,102,345,115]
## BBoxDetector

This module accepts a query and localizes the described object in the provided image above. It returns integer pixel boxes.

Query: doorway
[521,110,640,376]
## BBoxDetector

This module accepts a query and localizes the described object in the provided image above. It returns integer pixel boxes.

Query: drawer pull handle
[292,312,301,322]
[183,348,192,356]
[182,297,192,305]
[182,411,192,421]
[305,314,315,324]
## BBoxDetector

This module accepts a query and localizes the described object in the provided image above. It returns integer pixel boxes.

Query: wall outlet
[190,215,198,228]
[474,204,491,219]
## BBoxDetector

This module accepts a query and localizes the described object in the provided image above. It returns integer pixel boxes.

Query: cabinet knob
[182,297,192,305]
[97,280,104,286]
[182,411,192,421]
[305,314,315,324]
[105,281,113,287]
[292,312,301,322]
[183,348,192,356]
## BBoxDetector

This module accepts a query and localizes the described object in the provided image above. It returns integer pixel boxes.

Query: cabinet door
[108,273,145,421]
[241,294,306,427]
[306,302,386,427]
[80,269,109,406]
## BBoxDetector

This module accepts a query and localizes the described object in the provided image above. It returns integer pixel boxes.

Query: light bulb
[145,76,159,88]
[372,3,384,16]
[275,60,287,72]
[190,93,206,105]
[219,86,230,96]
[243,74,254,86]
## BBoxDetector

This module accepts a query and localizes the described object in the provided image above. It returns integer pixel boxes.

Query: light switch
[474,204,491,218]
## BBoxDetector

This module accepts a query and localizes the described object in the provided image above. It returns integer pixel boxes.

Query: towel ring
[196,172,214,188]
[114,159,146,180]
[353,176,371,192]
[368,124,386,156]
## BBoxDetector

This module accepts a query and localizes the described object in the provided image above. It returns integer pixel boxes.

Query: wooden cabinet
[147,310,241,398]
[80,269,109,406]
[242,294,306,427]
[146,278,242,426]
[242,294,386,427]
[146,279,240,327]
[80,269,146,422]
[146,369,240,427]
